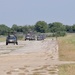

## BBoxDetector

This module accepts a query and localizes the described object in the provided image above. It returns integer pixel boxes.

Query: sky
[0,0,75,27]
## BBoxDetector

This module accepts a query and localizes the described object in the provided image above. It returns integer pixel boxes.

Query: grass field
[58,64,75,75]
[0,36,6,42]
[58,33,75,61]
[58,33,75,75]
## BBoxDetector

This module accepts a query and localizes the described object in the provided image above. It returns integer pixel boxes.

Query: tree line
[0,21,75,36]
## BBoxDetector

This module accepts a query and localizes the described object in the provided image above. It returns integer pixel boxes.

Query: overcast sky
[0,0,75,27]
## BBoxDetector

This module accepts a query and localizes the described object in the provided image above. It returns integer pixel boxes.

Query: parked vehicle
[6,35,18,45]
[25,32,35,41]
[37,34,45,40]
[25,34,35,40]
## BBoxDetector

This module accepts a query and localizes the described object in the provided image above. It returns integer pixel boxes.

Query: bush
[55,31,66,37]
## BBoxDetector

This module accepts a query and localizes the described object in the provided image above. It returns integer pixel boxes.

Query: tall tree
[11,24,18,32]
[72,24,75,32]
[65,25,73,32]
[0,24,10,35]
[35,21,48,33]
[48,22,66,32]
